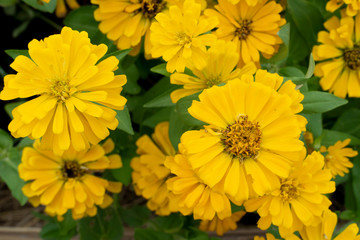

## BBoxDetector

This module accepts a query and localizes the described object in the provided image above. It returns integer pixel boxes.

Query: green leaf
[63,6,98,37]
[332,108,360,139]
[278,66,305,78]
[40,211,77,240]
[305,54,315,78]
[321,130,360,147]
[4,101,26,119]
[0,148,27,205]
[102,49,131,62]
[287,0,323,49]
[121,64,141,95]
[111,155,132,186]
[119,206,151,227]
[0,129,13,149]
[340,210,356,220]
[345,176,357,211]
[0,0,16,7]
[169,108,193,151]
[352,156,360,216]
[143,78,179,108]
[22,0,57,13]
[150,63,171,77]
[334,174,349,186]
[116,106,134,135]
[5,50,30,60]
[143,107,173,128]
[302,91,348,114]
[153,213,184,233]
[13,20,31,38]
[301,113,322,138]
[175,93,205,127]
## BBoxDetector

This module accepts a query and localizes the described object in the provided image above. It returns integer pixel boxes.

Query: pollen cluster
[62,161,86,179]
[221,115,262,161]
[235,19,253,40]
[279,179,300,201]
[343,47,360,70]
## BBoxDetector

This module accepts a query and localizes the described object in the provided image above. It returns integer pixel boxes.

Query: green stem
[35,13,62,31]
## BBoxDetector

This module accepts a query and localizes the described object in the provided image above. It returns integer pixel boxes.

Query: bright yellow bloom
[181,78,304,202]
[287,209,360,240]
[246,69,307,131]
[40,0,79,18]
[0,27,127,155]
[199,211,245,236]
[170,40,257,103]
[130,122,176,215]
[244,151,336,238]
[313,14,360,98]
[165,148,232,220]
[326,0,360,16]
[92,0,170,57]
[204,0,285,67]
[150,0,218,73]
[320,139,358,178]
[254,233,279,240]
[19,138,122,220]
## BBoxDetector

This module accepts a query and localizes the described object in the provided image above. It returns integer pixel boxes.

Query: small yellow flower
[204,0,286,67]
[170,40,257,103]
[287,209,360,240]
[326,0,360,16]
[165,148,233,220]
[150,0,218,73]
[244,151,335,238]
[41,0,80,18]
[0,27,127,155]
[19,139,122,220]
[313,14,360,98]
[199,211,246,236]
[130,122,176,215]
[181,77,304,202]
[320,139,358,178]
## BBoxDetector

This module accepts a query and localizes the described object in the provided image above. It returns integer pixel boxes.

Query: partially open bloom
[150,0,218,73]
[131,122,176,215]
[313,14,360,98]
[181,78,304,202]
[244,151,336,238]
[320,139,358,178]
[287,209,360,240]
[199,211,246,236]
[92,0,169,57]
[165,149,232,220]
[326,0,360,16]
[41,0,79,18]
[0,27,127,155]
[205,0,286,67]
[19,139,123,220]
[170,40,257,103]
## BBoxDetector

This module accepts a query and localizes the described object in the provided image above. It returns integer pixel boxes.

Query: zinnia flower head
[150,0,218,73]
[130,122,176,215]
[287,209,360,240]
[0,27,127,155]
[204,0,286,67]
[313,13,360,98]
[165,147,232,220]
[244,151,336,238]
[180,77,305,202]
[19,138,123,220]
[326,0,360,16]
[170,40,257,103]
[320,139,358,178]
[199,211,246,236]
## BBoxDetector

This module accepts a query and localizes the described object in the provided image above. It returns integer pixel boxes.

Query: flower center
[206,76,222,87]
[51,79,71,102]
[62,161,85,179]
[221,115,262,161]
[141,0,165,19]
[343,47,360,70]
[235,19,253,40]
[177,32,192,46]
[280,179,300,201]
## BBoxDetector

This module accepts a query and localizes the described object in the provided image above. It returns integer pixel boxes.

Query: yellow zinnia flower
[40,0,79,18]
[165,148,234,220]
[19,138,123,220]
[180,78,304,202]
[170,40,257,103]
[130,122,176,215]
[320,139,358,178]
[150,0,218,73]
[199,211,246,236]
[204,0,286,67]
[0,27,127,155]
[244,151,336,238]
[313,14,360,98]
[287,209,360,240]
[326,0,360,16]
